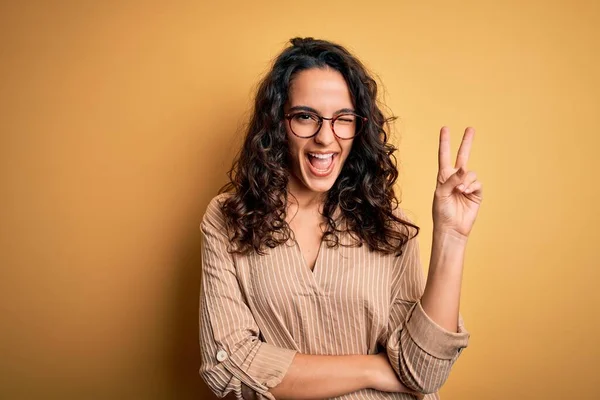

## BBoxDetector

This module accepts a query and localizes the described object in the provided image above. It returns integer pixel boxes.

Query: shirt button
[216,349,228,362]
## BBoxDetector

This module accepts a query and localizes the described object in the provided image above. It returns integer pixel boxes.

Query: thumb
[438,167,466,196]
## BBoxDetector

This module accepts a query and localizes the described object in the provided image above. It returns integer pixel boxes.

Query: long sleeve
[199,196,297,400]
[385,232,469,394]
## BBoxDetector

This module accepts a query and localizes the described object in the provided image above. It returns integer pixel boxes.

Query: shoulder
[201,192,234,232]
[391,205,418,232]
[389,205,421,254]
[390,202,416,221]
[391,205,408,220]
[205,192,233,215]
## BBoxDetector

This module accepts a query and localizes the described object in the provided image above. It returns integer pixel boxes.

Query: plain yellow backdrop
[1,1,598,399]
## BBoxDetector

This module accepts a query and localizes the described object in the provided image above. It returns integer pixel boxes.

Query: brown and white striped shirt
[199,193,469,400]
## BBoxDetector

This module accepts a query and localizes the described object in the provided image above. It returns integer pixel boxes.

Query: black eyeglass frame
[284,111,368,140]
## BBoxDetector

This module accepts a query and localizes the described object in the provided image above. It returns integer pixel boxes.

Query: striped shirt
[199,193,469,400]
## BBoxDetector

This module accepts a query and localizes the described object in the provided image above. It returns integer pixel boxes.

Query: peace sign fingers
[437,126,475,172]
[455,127,475,169]
[433,125,482,238]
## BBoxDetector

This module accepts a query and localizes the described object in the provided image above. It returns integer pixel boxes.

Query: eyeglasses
[284,111,368,140]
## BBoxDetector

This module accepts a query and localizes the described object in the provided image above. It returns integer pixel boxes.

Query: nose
[314,119,336,146]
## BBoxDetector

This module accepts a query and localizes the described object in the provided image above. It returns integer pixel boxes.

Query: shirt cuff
[247,342,297,389]
[221,341,296,399]
[406,301,470,360]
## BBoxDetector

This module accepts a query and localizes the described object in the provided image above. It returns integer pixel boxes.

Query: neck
[287,176,326,212]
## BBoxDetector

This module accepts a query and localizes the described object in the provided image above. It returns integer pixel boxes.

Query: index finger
[438,126,452,170]
[455,127,475,168]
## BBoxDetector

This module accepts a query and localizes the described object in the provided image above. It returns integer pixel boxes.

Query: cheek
[341,140,354,158]
[286,135,304,158]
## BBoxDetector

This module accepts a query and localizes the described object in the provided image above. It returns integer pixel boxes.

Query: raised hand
[433,127,483,239]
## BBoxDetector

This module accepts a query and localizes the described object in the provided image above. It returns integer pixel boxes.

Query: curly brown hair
[219,37,419,256]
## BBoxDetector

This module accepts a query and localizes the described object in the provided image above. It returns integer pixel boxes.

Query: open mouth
[306,152,337,177]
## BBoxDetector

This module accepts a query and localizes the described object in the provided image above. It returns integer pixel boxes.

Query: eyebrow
[288,105,356,115]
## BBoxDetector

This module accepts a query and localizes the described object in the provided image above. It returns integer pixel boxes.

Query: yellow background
[1,1,598,399]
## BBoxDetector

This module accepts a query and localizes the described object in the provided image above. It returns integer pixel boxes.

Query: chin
[302,178,336,193]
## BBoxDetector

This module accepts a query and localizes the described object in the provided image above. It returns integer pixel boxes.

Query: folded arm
[385,225,469,395]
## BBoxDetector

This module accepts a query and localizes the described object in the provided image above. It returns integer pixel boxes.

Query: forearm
[270,354,372,400]
[421,228,467,332]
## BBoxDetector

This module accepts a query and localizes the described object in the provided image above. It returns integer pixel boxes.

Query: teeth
[308,153,334,159]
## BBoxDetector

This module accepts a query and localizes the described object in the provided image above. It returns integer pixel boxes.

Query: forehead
[288,68,353,109]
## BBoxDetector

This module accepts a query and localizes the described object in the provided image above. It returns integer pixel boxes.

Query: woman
[199,37,482,400]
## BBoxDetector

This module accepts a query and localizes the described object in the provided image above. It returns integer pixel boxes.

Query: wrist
[432,226,469,245]
[361,355,380,389]
[427,227,468,277]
